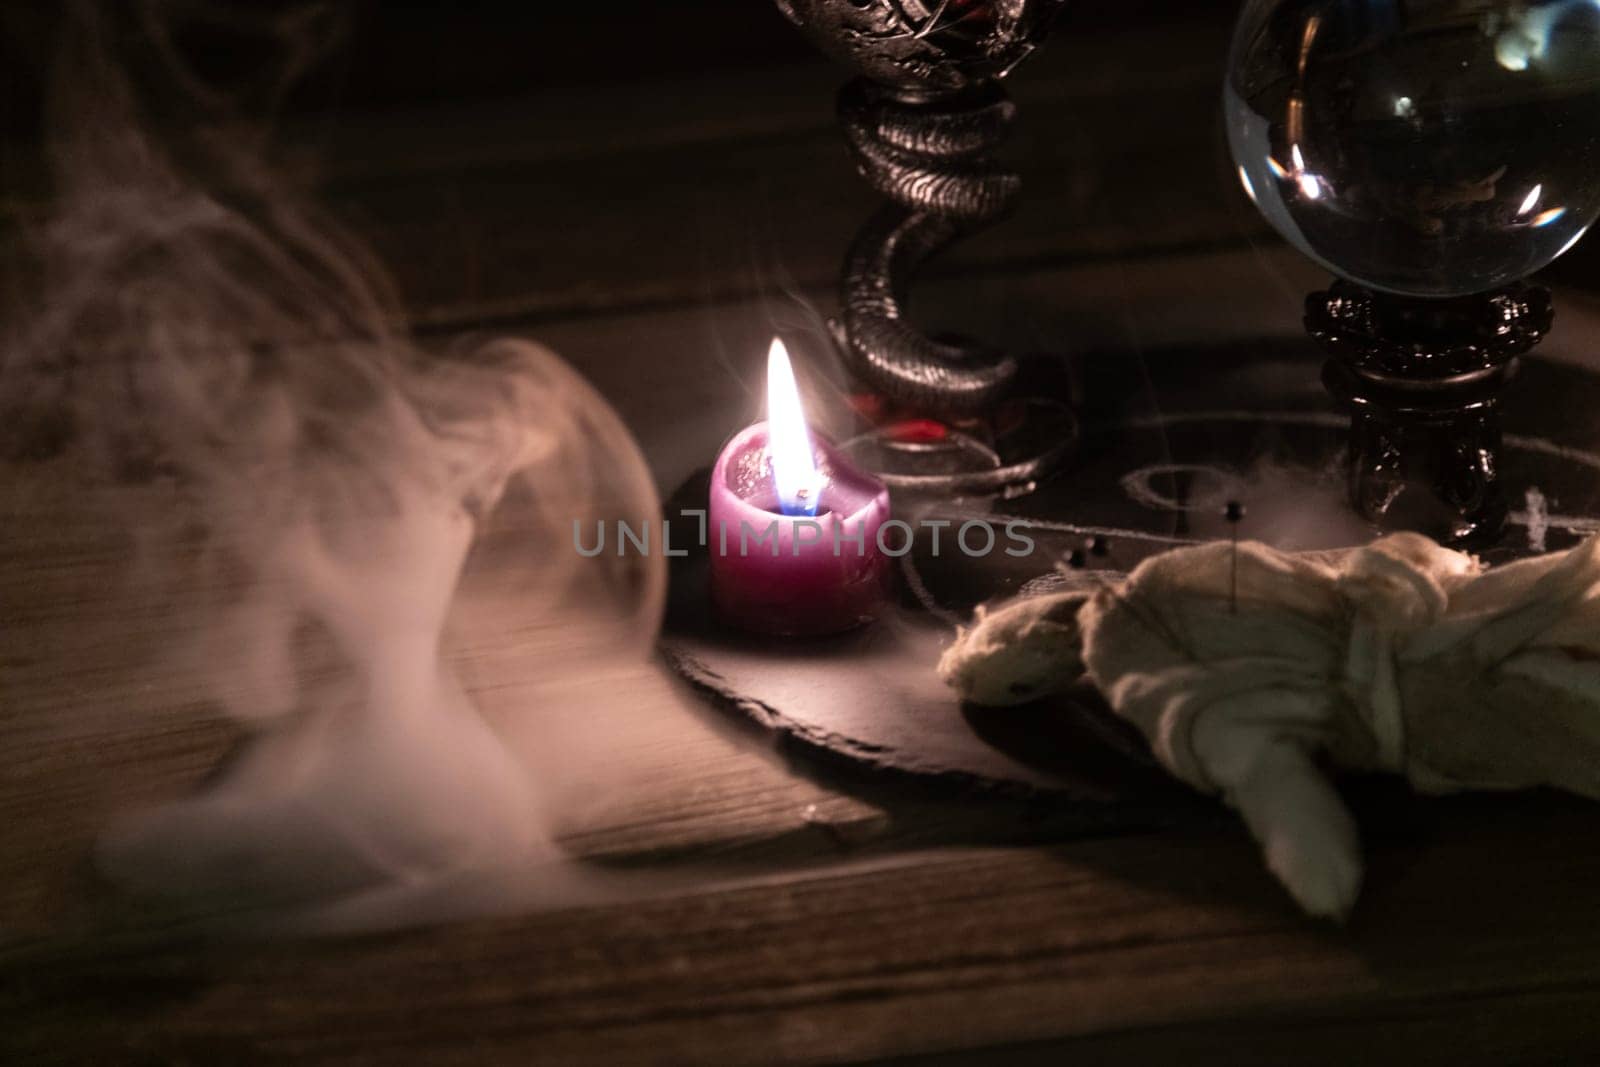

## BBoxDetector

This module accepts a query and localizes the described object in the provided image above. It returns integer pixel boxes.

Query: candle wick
[779,487,818,518]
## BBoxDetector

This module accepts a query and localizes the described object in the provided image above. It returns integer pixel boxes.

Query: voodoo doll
[939,532,1600,918]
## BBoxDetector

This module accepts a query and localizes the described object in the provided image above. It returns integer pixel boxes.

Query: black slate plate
[660,341,1600,816]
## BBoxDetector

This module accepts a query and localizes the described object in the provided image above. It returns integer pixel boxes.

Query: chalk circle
[1120,463,1249,514]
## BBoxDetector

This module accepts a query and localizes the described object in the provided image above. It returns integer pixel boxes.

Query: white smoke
[3,1,664,924]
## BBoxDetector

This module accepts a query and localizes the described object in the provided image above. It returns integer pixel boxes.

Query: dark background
[3,1,1596,296]
[0,1,1215,136]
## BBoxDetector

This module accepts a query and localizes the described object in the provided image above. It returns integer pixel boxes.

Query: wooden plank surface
[9,794,1600,1065]
[332,12,1259,329]
[0,14,1262,329]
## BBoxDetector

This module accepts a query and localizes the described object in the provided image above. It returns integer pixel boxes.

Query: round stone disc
[662,341,1600,807]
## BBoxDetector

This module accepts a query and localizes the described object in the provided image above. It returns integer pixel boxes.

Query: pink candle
[709,340,892,636]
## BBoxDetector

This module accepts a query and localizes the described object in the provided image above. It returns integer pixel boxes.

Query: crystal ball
[1226,0,1600,296]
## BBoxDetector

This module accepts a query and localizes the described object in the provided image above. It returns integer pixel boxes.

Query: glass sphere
[1226,0,1600,297]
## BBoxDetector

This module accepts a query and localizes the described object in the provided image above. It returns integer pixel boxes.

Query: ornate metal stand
[1308,280,1553,545]
[775,0,1071,496]
[836,77,1020,411]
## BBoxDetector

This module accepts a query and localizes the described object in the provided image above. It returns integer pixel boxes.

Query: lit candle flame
[766,337,823,517]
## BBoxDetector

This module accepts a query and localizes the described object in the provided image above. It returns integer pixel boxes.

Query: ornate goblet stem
[773,0,1071,495]
[836,79,1020,411]
[1307,281,1552,543]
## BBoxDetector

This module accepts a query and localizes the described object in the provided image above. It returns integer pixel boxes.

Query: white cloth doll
[940,533,1600,918]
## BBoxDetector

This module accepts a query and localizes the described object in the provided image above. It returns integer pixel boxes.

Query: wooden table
[7,11,1600,1064]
